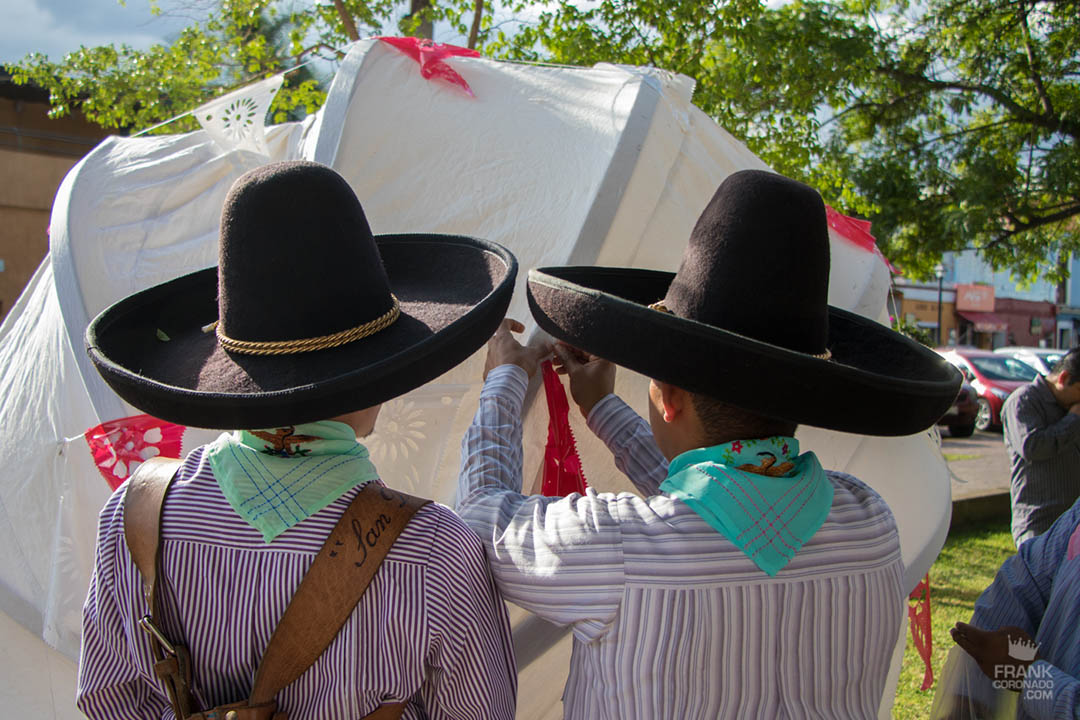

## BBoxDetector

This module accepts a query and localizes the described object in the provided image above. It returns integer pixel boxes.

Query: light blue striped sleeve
[456,365,626,639]
[586,394,669,497]
[1020,660,1079,719]
[972,500,1080,634]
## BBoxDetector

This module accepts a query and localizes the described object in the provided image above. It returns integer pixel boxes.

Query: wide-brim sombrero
[528,170,960,437]
[87,161,516,430]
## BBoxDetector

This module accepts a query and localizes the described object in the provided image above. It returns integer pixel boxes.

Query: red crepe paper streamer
[377,36,481,97]
[85,414,186,490]
[540,360,589,496]
[824,204,902,276]
[908,573,934,690]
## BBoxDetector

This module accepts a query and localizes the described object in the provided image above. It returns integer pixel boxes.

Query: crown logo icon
[1007,635,1039,662]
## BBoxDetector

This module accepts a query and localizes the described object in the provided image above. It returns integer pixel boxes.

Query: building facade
[892,250,1076,351]
[0,69,109,321]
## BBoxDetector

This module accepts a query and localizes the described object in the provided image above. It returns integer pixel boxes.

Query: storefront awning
[957,311,1008,332]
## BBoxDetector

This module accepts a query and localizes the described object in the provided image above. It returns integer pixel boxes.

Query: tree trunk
[331,0,360,41]
[409,0,433,39]
[1057,252,1069,305]
[468,0,484,49]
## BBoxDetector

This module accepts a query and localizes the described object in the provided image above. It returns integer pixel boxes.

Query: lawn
[891,517,1017,718]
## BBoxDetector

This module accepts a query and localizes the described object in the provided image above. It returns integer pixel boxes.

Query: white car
[993,346,1067,376]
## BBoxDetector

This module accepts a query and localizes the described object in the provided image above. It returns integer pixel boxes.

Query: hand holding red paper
[483,318,551,379]
[552,343,616,418]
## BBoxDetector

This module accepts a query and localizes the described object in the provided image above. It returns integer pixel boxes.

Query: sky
[0,0,516,67]
[0,0,194,65]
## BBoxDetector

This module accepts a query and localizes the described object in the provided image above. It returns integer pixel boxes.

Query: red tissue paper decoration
[540,360,589,496]
[377,36,481,97]
[908,573,934,690]
[85,414,186,490]
[824,204,902,275]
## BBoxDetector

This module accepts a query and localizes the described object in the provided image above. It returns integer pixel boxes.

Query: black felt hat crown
[87,161,517,429]
[527,169,961,437]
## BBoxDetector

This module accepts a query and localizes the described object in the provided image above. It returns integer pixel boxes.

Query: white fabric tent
[0,39,951,719]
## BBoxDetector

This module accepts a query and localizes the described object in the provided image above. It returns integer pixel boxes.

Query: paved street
[941,429,1011,500]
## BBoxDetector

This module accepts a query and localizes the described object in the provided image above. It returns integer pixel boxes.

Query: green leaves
[10,0,1078,283]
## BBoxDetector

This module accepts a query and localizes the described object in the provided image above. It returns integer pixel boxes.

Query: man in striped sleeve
[457,170,962,718]
[78,162,517,719]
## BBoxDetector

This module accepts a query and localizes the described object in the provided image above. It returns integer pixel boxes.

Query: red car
[937,381,979,437]
[936,348,1040,431]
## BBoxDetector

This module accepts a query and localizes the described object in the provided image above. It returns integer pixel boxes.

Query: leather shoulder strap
[123,456,185,610]
[250,483,430,705]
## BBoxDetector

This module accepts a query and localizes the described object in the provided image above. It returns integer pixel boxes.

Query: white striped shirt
[457,365,905,719]
[77,447,517,719]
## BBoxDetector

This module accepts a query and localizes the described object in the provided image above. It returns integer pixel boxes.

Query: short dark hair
[1050,348,1080,383]
[690,392,797,445]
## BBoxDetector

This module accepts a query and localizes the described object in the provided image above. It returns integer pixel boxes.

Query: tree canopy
[10,0,1079,281]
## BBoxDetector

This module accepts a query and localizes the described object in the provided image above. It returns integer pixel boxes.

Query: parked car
[937,381,979,437]
[994,346,1066,376]
[935,347,1040,431]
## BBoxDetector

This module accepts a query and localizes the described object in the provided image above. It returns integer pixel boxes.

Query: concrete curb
[950,491,1011,531]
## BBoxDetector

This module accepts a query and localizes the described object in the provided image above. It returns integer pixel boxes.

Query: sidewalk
[942,430,1011,529]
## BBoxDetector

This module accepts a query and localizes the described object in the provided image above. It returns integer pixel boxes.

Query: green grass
[942,453,980,462]
[891,518,1017,719]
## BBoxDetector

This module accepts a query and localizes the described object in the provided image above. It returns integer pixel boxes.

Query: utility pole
[935,263,945,346]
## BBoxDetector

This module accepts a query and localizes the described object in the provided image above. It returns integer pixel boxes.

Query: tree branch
[468,0,484,50]
[1002,203,1080,236]
[291,42,347,61]
[331,0,360,42]
[1019,3,1054,117]
[876,67,1080,138]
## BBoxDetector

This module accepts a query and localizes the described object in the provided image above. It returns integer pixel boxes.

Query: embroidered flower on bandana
[732,440,743,454]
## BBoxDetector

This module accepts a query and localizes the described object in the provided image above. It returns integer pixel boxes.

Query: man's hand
[484,319,551,380]
[1068,402,1080,416]
[951,622,1039,691]
[552,342,616,418]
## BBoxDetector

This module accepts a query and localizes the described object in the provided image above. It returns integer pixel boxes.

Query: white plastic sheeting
[0,39,950,719]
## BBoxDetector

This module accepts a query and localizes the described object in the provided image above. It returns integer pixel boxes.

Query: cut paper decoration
[85,414,186,490]
[908,573,934,690]
[825,205,901,275]
[540,361,589,496]
[195,73,285,156]
[377,36,481,97]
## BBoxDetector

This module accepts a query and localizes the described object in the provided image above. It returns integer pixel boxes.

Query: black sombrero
[87,161,516,429]
[527,169,960,437]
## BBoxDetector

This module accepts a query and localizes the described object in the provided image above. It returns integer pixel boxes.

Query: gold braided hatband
[647,299,832,360]
[210,294,400,355]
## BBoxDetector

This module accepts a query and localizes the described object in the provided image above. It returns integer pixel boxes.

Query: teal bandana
[659,436,833,576]
[205,421,379,543]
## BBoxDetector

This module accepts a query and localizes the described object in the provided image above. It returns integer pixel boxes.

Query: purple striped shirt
[76,446,516,719]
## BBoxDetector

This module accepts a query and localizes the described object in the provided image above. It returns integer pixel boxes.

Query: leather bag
[123,456,430,720]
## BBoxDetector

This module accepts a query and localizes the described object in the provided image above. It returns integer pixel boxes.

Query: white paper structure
[0,39,950,719]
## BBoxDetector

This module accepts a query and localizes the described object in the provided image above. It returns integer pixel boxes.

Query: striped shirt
[938,497,1080,719]
[1002,376,1080,546]
[77,447,516,719]
[457,365,905,719]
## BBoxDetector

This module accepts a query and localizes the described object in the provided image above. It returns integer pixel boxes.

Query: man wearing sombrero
[458,170,961,717]
[77,162,517,718]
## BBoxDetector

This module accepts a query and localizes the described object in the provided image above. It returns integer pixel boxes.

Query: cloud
[0,0,188,64]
